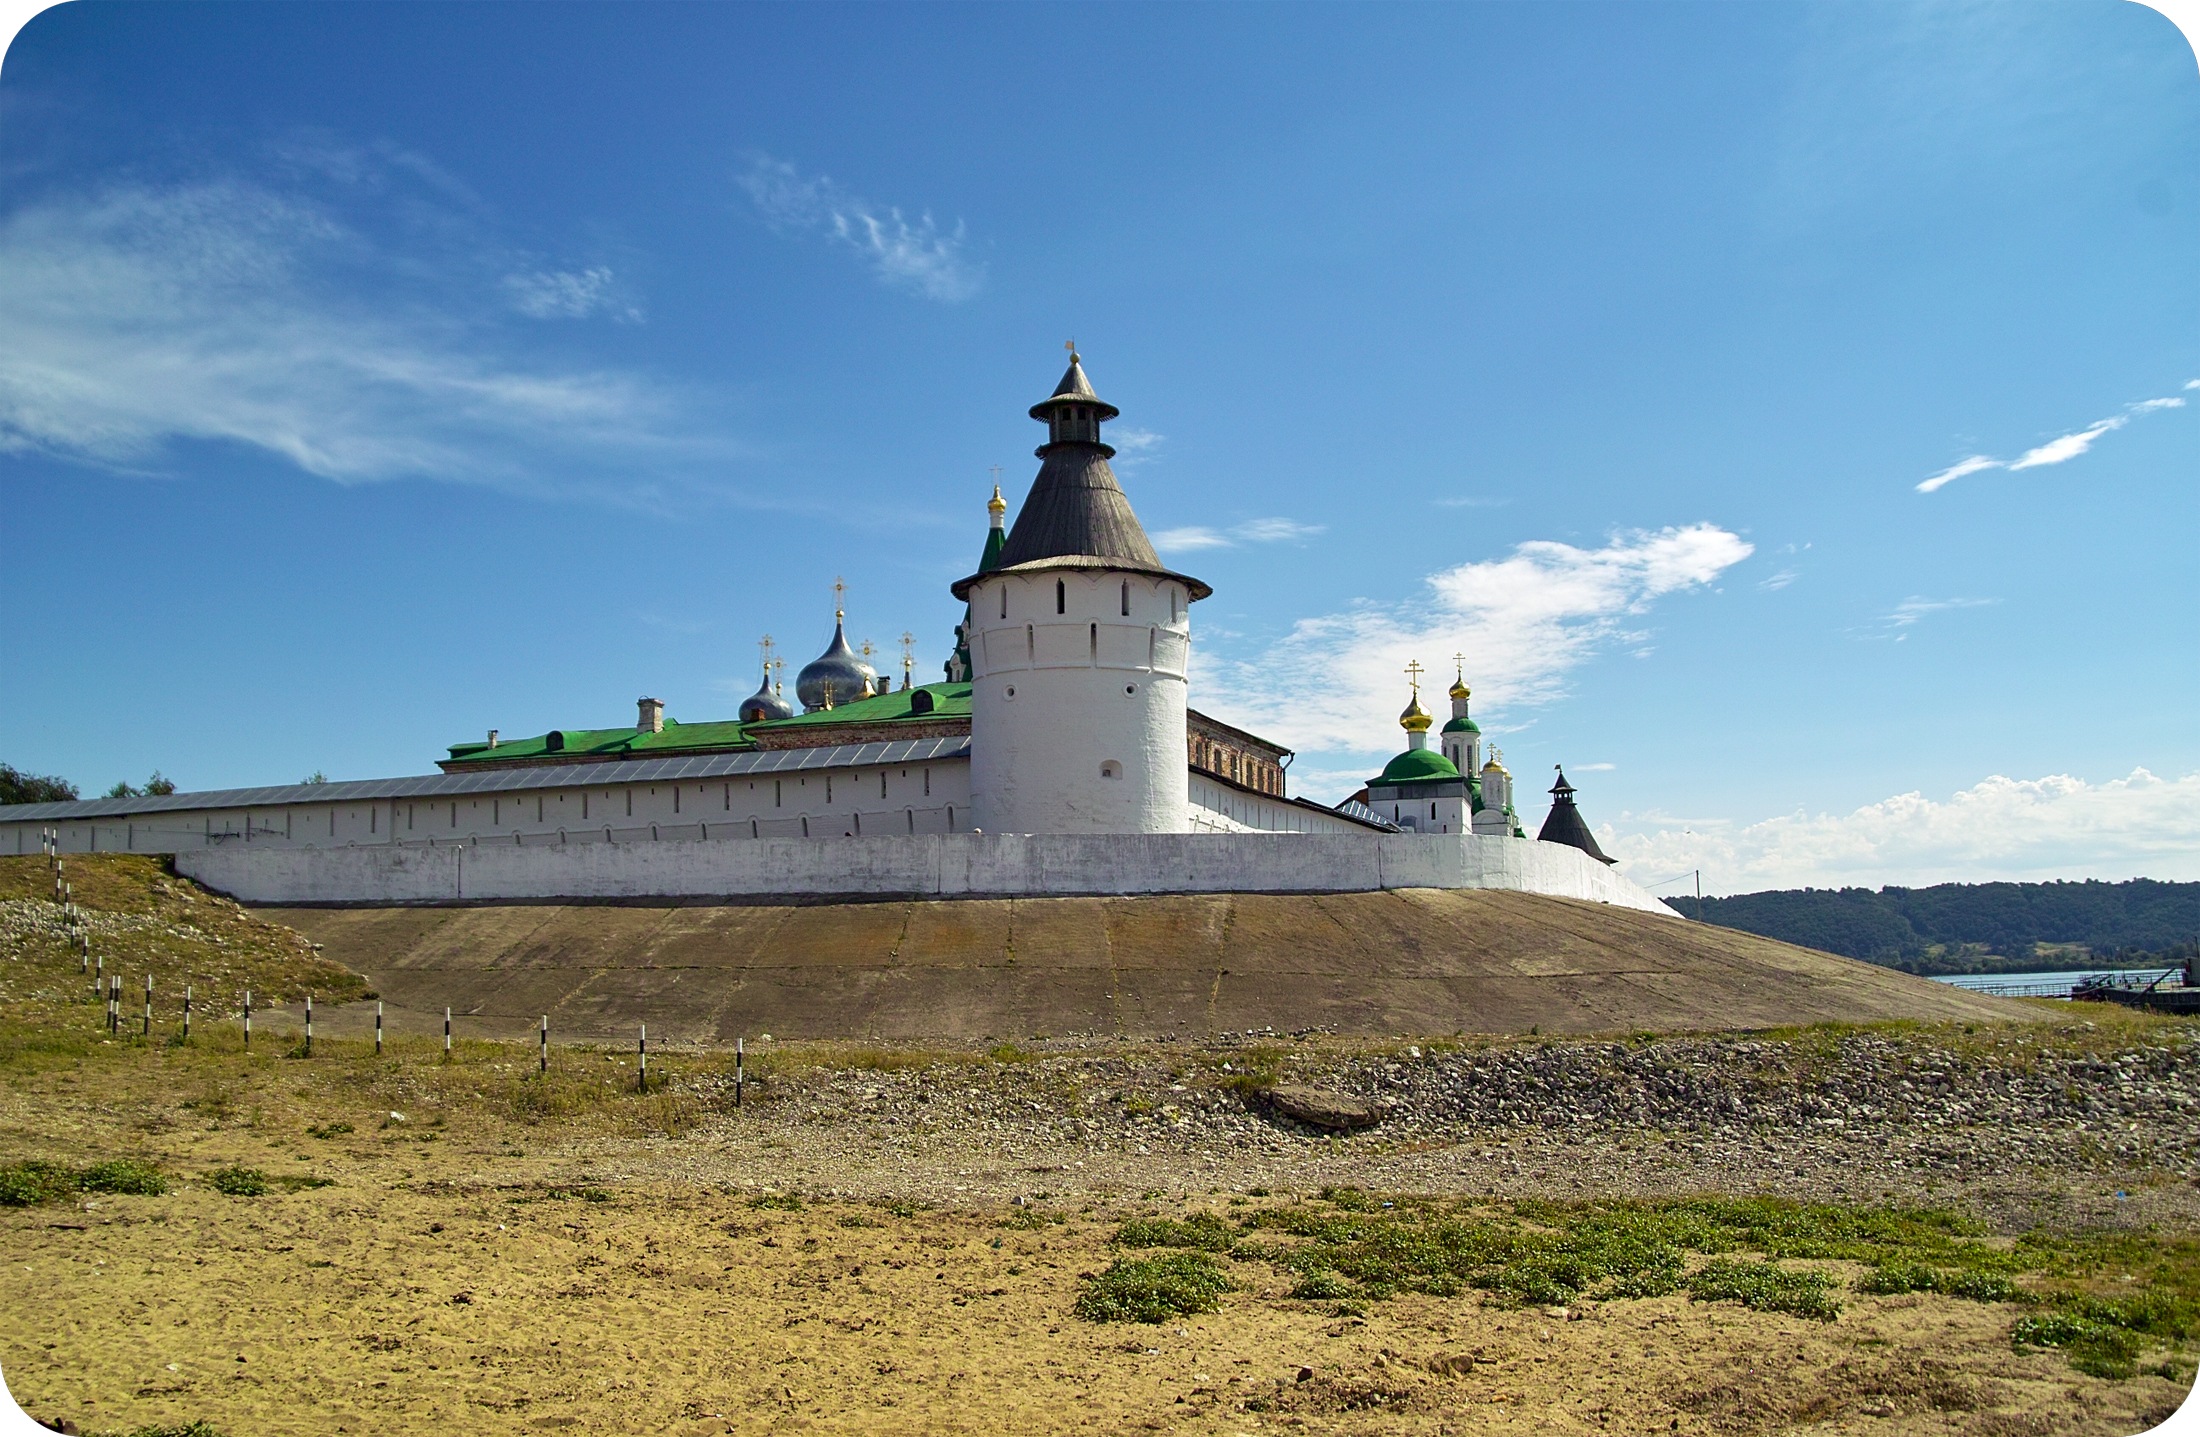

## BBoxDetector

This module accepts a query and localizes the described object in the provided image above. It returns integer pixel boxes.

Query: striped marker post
[243,990,252,1050]
[736,1036,745,1109]
[183,986,192,1043]
[304,994,313,1057]
[444,1007,452,1060]
[538,1015,548,1075]
[142,975,151,1037]
[375,1000,383,1057]
[638,1024,648,1094]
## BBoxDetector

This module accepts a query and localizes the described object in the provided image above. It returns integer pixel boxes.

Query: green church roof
[443,683,973,766]
[1373,748,1462,786]
[1441,715,1480,734]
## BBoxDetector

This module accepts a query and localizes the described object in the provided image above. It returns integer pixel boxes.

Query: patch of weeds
[111,1423,225,1437]
[1000,1208,1063,1231]
[1122,1093,1154,1117]
[79,1159,166,1196]
[747,1193,804,1212]
[986,1042,1034,1064]
[1114,1213,1233,1251]
[1687,1259,1842,1321]
[836,1213,877,1229]
[0,1160,79,1206]
[207,1166,270,1197]
[1859,1261,2019,1302]
[305,1122,354,1140]
[1290,1270,1357,1300]
[882,1199,926,1219]
[2014,1313,2142,1379]
[1075,1251,1232,1324]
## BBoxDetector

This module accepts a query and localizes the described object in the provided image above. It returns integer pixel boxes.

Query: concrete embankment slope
[263,889,2026,1042]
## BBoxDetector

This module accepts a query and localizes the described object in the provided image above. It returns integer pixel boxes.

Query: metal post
[538,1015,548,1075]
[375,1000,383,1057]
[108,977,119,1035]
[243,989,252,1050]
[304,994,313,1057]
[143,975,152,1037]
[183,986,192,1043]
[638,1024,647,1093]
[444,1006,452,1060]
[736,1036,745,1109]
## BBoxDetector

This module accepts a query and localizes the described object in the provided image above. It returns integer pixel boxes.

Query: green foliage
[1113,1213,1234,1251]
[985,1042,1034,1064]
[0,1160,81,1206]
[112,1423,225,1437]
[747,1193,803,1211]
[1687,1259,1842,1321]
[0,1157,165,1204]
[207,1166,270,1196]
[79,1159,166,1195]
[0,764,77,805]
[1289,1270,1357,1300]
[1075,1251,1232,1323]
[306,1122,354,1139]
[1671,879,2200,971]
[1857,1261,2017,1301]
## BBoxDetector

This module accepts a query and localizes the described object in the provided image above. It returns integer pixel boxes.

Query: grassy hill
[1669,879,2200,976]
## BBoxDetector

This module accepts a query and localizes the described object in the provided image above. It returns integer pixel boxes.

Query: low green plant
[0,1160,79,1206]
[79,1159,166,1195]
[1686,1259,1842,1321]
[207,1166,269,1197]
[1113,1214,1233,1251]
[747,1193,803,1211]
[1075,1251,1232,1324]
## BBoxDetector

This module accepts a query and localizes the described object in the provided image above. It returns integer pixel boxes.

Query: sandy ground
[3,1170,2191,1437]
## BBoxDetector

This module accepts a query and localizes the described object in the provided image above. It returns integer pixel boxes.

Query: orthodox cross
[758,634,775,671]
[1452,651,1466,682]
[1404,658,1424,699]
[900,631,916,682]
[833,575,847,621]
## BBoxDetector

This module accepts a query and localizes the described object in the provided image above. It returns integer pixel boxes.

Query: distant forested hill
[1667,880,2200,975]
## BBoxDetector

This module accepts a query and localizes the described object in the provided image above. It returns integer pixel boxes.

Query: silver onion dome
[795,619,877,712]
[737,667,794,723]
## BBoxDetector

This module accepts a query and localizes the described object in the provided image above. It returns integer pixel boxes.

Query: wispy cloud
[1851,595,1996,642]
[502,265,639,322]
[1916,390,2187,492]
[1573,762,1616,772]
[1153,517,1325,553]
[1200,523,1752,760]
[1608,769,2200,890]
[1757,569,1800,591]
[0,173,732,502]
[738,155,981,303]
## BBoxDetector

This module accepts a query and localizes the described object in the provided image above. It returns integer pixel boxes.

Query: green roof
[1441,715,1480,734]
[446,718,756,765]
[1372,748,1462,786]
[748,682,972,730]
[979,527,1006,573]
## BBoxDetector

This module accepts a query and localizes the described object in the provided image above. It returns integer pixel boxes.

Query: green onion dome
[1441,714,1480,735]
[1374,748,1463,785]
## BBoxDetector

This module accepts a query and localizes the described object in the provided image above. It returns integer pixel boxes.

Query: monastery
[1,354,1656,913]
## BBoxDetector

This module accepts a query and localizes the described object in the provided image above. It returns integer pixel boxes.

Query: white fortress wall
[1186,773,1376,835]
[171,831,1675,913]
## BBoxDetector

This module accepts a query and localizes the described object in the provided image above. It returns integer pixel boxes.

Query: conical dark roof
[953,355,1209,600]
[1536,767,1614,864]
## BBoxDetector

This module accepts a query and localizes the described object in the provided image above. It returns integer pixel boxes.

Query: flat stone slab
[1265,1084,1383,1131]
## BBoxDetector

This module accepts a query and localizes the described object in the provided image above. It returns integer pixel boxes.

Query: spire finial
[1404,658,1424,698]
[1065,338,1078,363]
[833,575,846,622]
[987,465,1007,522]
[1399,660,1433,733]
[900,631,916,687]
[1448,651,1471,701]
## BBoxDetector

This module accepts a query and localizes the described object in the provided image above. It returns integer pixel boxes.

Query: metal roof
[0,738,972,825]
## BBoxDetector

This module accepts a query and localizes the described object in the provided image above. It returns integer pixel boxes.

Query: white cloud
[738,156,981,303]
[1573,762,1616,772]
[2186,379,2199,390]
[1758,569,1800,591]
[1153,517,1325,553]
[1853,596,1996,642]
[1918,387,2190,491]
[1109,426,1164,454]
[1916,454,2000,493]
[1607,769,2200,891]
[1201,523,1752,758]
[0,178,728,500]
[502,266,638,322]
[2008,416,2124,470]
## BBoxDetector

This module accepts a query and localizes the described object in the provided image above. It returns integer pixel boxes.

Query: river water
[1932,967,2184,998]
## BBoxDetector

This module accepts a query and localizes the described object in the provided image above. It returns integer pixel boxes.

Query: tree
[0,764,77,806]
[106,781,141,799]
[144,771,176,796]
[301,771,328,785]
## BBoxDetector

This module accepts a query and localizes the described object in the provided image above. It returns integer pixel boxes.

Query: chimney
[486,729,499,749]
[637,697,665,733]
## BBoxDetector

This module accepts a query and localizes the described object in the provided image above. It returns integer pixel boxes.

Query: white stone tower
[952,351,1211,834]
[1439,656,1481,777]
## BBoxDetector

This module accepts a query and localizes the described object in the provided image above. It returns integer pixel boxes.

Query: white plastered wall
[966,568,1191,834]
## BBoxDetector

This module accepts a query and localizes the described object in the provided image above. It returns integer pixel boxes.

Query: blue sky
[1,1,2195,893]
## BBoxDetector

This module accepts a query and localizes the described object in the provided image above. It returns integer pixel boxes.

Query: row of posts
[36,830,746,1098]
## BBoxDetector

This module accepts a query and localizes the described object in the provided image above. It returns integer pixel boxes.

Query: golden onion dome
[1399,693,1433,733]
